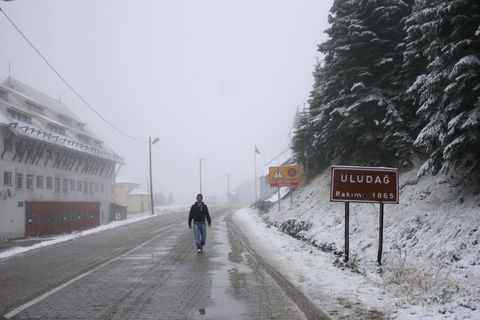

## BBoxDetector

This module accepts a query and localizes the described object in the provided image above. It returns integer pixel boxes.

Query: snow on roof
[128,188,150,196]
[115,177,140,185]
[5,77,78,119]
[3,78,102,141]
[0,82,42,106]
[5,121,123,163]
[1,78,122,162]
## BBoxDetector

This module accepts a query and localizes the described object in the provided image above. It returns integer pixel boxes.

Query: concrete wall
[125,194,150,213]
[112,183,136,207]
[113,183,150,214]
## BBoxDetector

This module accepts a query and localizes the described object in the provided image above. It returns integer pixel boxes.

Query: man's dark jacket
[188,202,211,227]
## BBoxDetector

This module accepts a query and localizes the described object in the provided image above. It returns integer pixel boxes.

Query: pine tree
[295,0,416,177]
[291,106,315,173]
[406,0,480,175]
[292,0,479,181]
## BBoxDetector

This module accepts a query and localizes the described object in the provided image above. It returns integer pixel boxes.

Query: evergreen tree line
[292,0,480,179]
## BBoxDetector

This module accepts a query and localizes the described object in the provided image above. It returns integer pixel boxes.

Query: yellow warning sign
[273,169,283,179]
[268,165,302,187]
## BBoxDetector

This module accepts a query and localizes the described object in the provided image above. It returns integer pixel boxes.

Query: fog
[0,0,332,204]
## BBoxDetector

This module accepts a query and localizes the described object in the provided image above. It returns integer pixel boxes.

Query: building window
[62,179,68,193]
[46,177,53,189]
[36,175,43,189]
[4,171,12,185]
[48,123,66,136]
[0,88,8,100]
[70,179,75,191]
[83,181,88,194]
[77,180,82,191]
[15,173,23,189]
[54,178,61,192]
[73,121,85,131]
[26,174,34,190]
[26,101,45,115]
[3,137,13,152]
[100,183,104,193]
[7,108,32,124]
[95,183,99,193]
[77,134,91,144]
[89,182,93,194]
[57,114,72,126]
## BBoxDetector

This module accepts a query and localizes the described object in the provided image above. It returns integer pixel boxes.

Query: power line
[263,148,292,167]
[0,7,146,143]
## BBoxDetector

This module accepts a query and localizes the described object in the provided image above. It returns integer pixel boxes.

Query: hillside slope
[260,169,480,317]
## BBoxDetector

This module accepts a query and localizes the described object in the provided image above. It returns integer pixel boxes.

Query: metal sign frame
[330,165,399,266]
[330,165,399,204]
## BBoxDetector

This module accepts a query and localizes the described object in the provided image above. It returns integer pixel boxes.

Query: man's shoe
[197,248,201,254]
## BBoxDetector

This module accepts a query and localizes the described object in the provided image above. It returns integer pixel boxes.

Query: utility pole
[199,157,205,194]
[226,174,230,202]
[149,137,159,215]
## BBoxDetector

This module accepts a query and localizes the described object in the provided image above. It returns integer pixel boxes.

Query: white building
[112,178,151,214]
[0,78,123,239]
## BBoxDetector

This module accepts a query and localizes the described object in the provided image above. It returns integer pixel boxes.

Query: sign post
[290,187,293,206]
[268,165,301,210]
[330,166,399,265]
[278,187,281,211]
[345,202,350,262]
[378,203,384,265]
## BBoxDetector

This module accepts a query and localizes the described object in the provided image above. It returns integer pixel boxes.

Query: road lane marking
[4,226,175,319]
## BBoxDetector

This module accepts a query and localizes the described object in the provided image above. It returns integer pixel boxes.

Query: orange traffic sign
[268,165,301,187]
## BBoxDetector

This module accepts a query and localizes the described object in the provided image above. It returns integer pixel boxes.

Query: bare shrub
[384,249,459,305]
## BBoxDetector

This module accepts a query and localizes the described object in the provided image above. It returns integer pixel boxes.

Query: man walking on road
[188,194,211,253]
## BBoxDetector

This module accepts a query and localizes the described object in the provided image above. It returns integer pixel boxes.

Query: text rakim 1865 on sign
[334,191,396,201]
[330,166,399,204]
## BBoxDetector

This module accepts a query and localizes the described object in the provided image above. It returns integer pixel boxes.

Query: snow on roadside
[0,205,189,261]
[155,204,190,215]
[233,207,399,319]
[265,186,290,203]
[233,168,480,319]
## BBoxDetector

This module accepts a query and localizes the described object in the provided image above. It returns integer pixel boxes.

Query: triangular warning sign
[274,169,283,178]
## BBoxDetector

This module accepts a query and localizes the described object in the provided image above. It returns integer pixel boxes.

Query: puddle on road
[199,222,247,319]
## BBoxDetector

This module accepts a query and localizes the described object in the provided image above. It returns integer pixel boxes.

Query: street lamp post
[149,137,159,215]
[199,157,205,194]
[226,174,230,202]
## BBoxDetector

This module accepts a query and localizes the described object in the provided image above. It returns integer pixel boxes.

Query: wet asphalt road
[0,206,329,320]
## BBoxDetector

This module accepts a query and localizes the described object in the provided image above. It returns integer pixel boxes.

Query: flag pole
[254,147,257,204]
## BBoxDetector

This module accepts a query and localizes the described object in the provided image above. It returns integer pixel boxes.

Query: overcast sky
[0,0,333,204]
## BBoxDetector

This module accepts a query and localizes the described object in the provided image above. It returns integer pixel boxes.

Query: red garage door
[25,202,100,237]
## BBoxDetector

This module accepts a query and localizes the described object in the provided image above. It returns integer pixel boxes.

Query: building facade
[113,179,150,214]
[0,78,123,239]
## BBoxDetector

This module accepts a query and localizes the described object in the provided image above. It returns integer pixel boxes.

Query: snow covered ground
[233,169,479,319]
[0,205,189,261]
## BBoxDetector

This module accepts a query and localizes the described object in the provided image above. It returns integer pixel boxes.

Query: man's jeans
[193,222,206,249]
